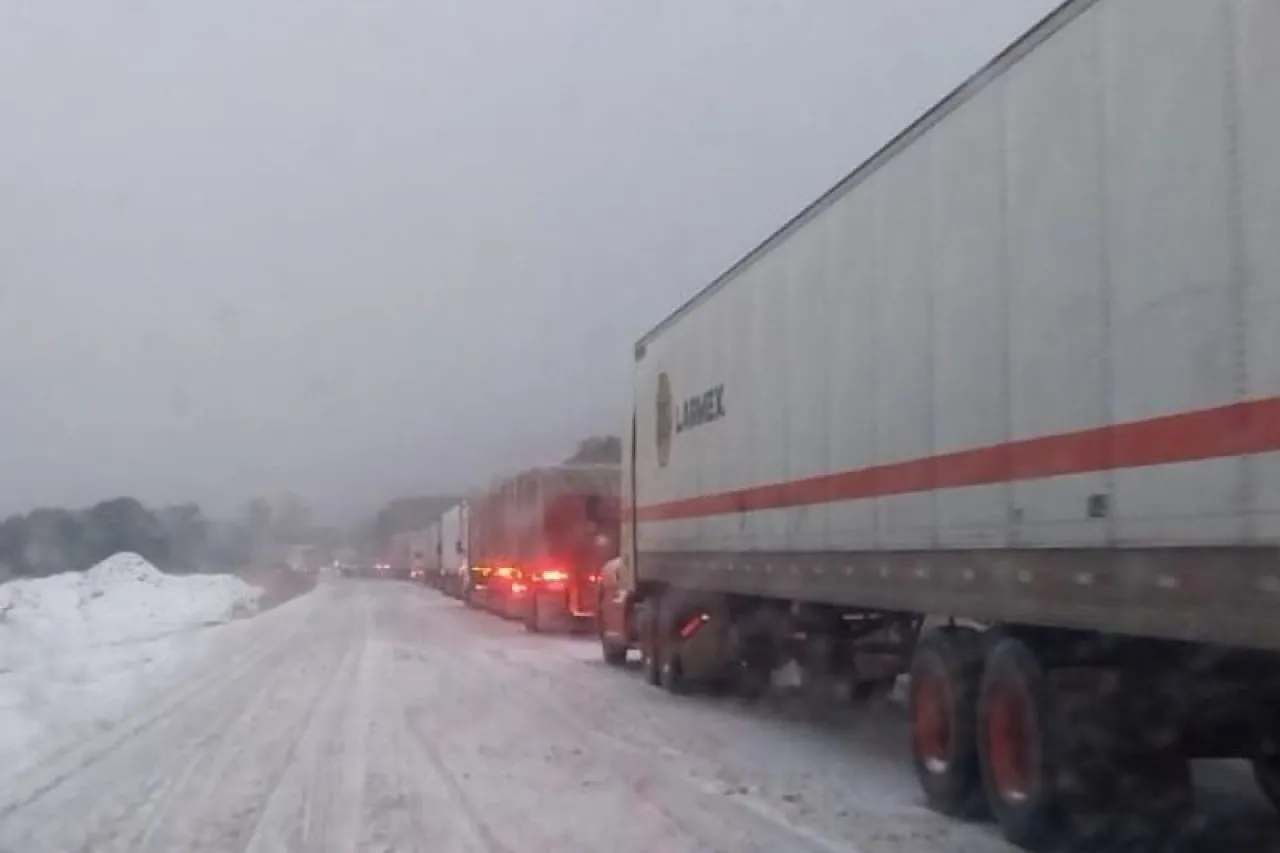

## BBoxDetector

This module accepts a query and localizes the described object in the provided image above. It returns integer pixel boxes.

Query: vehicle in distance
[439,502,470,598]
[407,526,441,585]
[468,465,620,632]
[598,0,1280,848]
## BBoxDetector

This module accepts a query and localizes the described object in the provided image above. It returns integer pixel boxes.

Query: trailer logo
[676,385,725,434]
[656,372,673,468]
[656,373,725,467]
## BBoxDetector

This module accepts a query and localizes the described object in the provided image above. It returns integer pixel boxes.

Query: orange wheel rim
[988,684,1036,803]
[913,669,952,773]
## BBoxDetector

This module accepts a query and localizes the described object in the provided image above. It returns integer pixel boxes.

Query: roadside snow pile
[0,553,263,776]
[0,553,261,656]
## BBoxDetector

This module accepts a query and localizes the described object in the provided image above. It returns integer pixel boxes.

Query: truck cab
[521,490,619,634]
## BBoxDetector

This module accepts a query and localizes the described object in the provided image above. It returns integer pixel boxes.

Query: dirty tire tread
[908,627,986,820]
[978,637,1061,852]
[638,602,661,687]
[1254,756,1280,816]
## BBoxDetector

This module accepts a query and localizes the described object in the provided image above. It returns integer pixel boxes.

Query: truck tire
[1253,755,1280,815]
[909,627,986,819]
[655,590,707,695]
[978,637,1061,851]
[733,633,772,701]
[599,596,629,666]
[524,595,542,633]
[601,636,628,666]
[638,601,661,686]
[1052,669,1192,848]
[659,642,688,695]
[527,593,562,633]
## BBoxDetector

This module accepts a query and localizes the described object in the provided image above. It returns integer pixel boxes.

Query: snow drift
[0,553,263,776]
[0,553,261,653]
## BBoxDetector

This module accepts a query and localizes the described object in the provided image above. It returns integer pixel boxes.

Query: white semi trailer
[439,502,470,598]
[406,527,439,583]
[597,0,1280,848]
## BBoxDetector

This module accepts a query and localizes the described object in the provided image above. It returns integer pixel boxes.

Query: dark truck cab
[520,490,620,634]
[463,465,620,632]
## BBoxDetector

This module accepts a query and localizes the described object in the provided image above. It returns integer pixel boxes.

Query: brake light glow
[679,613,710,639]
[538,569,570,584]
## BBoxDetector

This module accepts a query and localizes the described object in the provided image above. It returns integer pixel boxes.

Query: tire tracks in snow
[0,587,351,853]
[386,610,847,853]
[0,598,307,823]
[235,588,374,853]
[161,604,361,853]
[372,587,511,853]
[399,702,513,853]
[474,644,854,853]
[483,640,994,853]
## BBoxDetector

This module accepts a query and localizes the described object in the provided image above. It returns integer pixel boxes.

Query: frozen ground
[0,553,262,777]
[0,578,1274,853]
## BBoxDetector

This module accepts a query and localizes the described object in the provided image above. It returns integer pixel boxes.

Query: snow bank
[0,553,260,655]
[0,554,263,776]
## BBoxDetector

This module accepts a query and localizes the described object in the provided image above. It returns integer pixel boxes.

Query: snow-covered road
[0,579,1273,853]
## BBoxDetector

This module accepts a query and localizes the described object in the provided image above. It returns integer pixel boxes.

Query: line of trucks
[399,465,621,633]
[405,1,1280,847]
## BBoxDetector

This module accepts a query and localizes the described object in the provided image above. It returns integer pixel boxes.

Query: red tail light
[538,569,570,584]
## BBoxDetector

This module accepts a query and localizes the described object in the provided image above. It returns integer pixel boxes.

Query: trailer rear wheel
[599,597,629,666]
[524,595,543,634]
[659,644,688,695]
[638,601,661,686]
[1254,755,1280,815]
[601,637,628,666]
[908,627,985,818]
[979,637,1061,851]
[1052,670,1192,847]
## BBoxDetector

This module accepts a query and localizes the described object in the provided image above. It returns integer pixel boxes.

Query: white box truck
[597,0,1280,847]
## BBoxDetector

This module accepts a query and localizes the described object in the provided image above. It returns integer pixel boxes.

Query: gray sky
[0,0,1056,521]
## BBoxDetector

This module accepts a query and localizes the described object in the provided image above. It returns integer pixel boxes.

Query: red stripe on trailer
[634,395,1280,522]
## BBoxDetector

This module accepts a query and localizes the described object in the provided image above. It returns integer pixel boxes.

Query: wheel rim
[913,667,952,774]
[987,682,1037,803]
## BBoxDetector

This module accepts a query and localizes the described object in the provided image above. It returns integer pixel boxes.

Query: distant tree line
[341,436,624,560]
[0,498,210,581]
[353,495,461,556]
[0,491,345,582]
[564,435,621,465]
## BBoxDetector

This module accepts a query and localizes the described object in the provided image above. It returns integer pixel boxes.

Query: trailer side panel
[629,0,1280,650]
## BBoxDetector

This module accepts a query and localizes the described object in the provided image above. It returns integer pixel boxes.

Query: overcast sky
[0,0,1057,521]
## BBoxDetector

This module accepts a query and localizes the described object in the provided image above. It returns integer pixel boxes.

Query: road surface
[0,579,1274,853]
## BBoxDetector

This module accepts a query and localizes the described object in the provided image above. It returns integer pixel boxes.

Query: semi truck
[468,465,621,631]
[385,532,413,579]
[464,484,512,611]
[597,0,1280,848]
[408,525,441,585]
[439,502,470,598]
